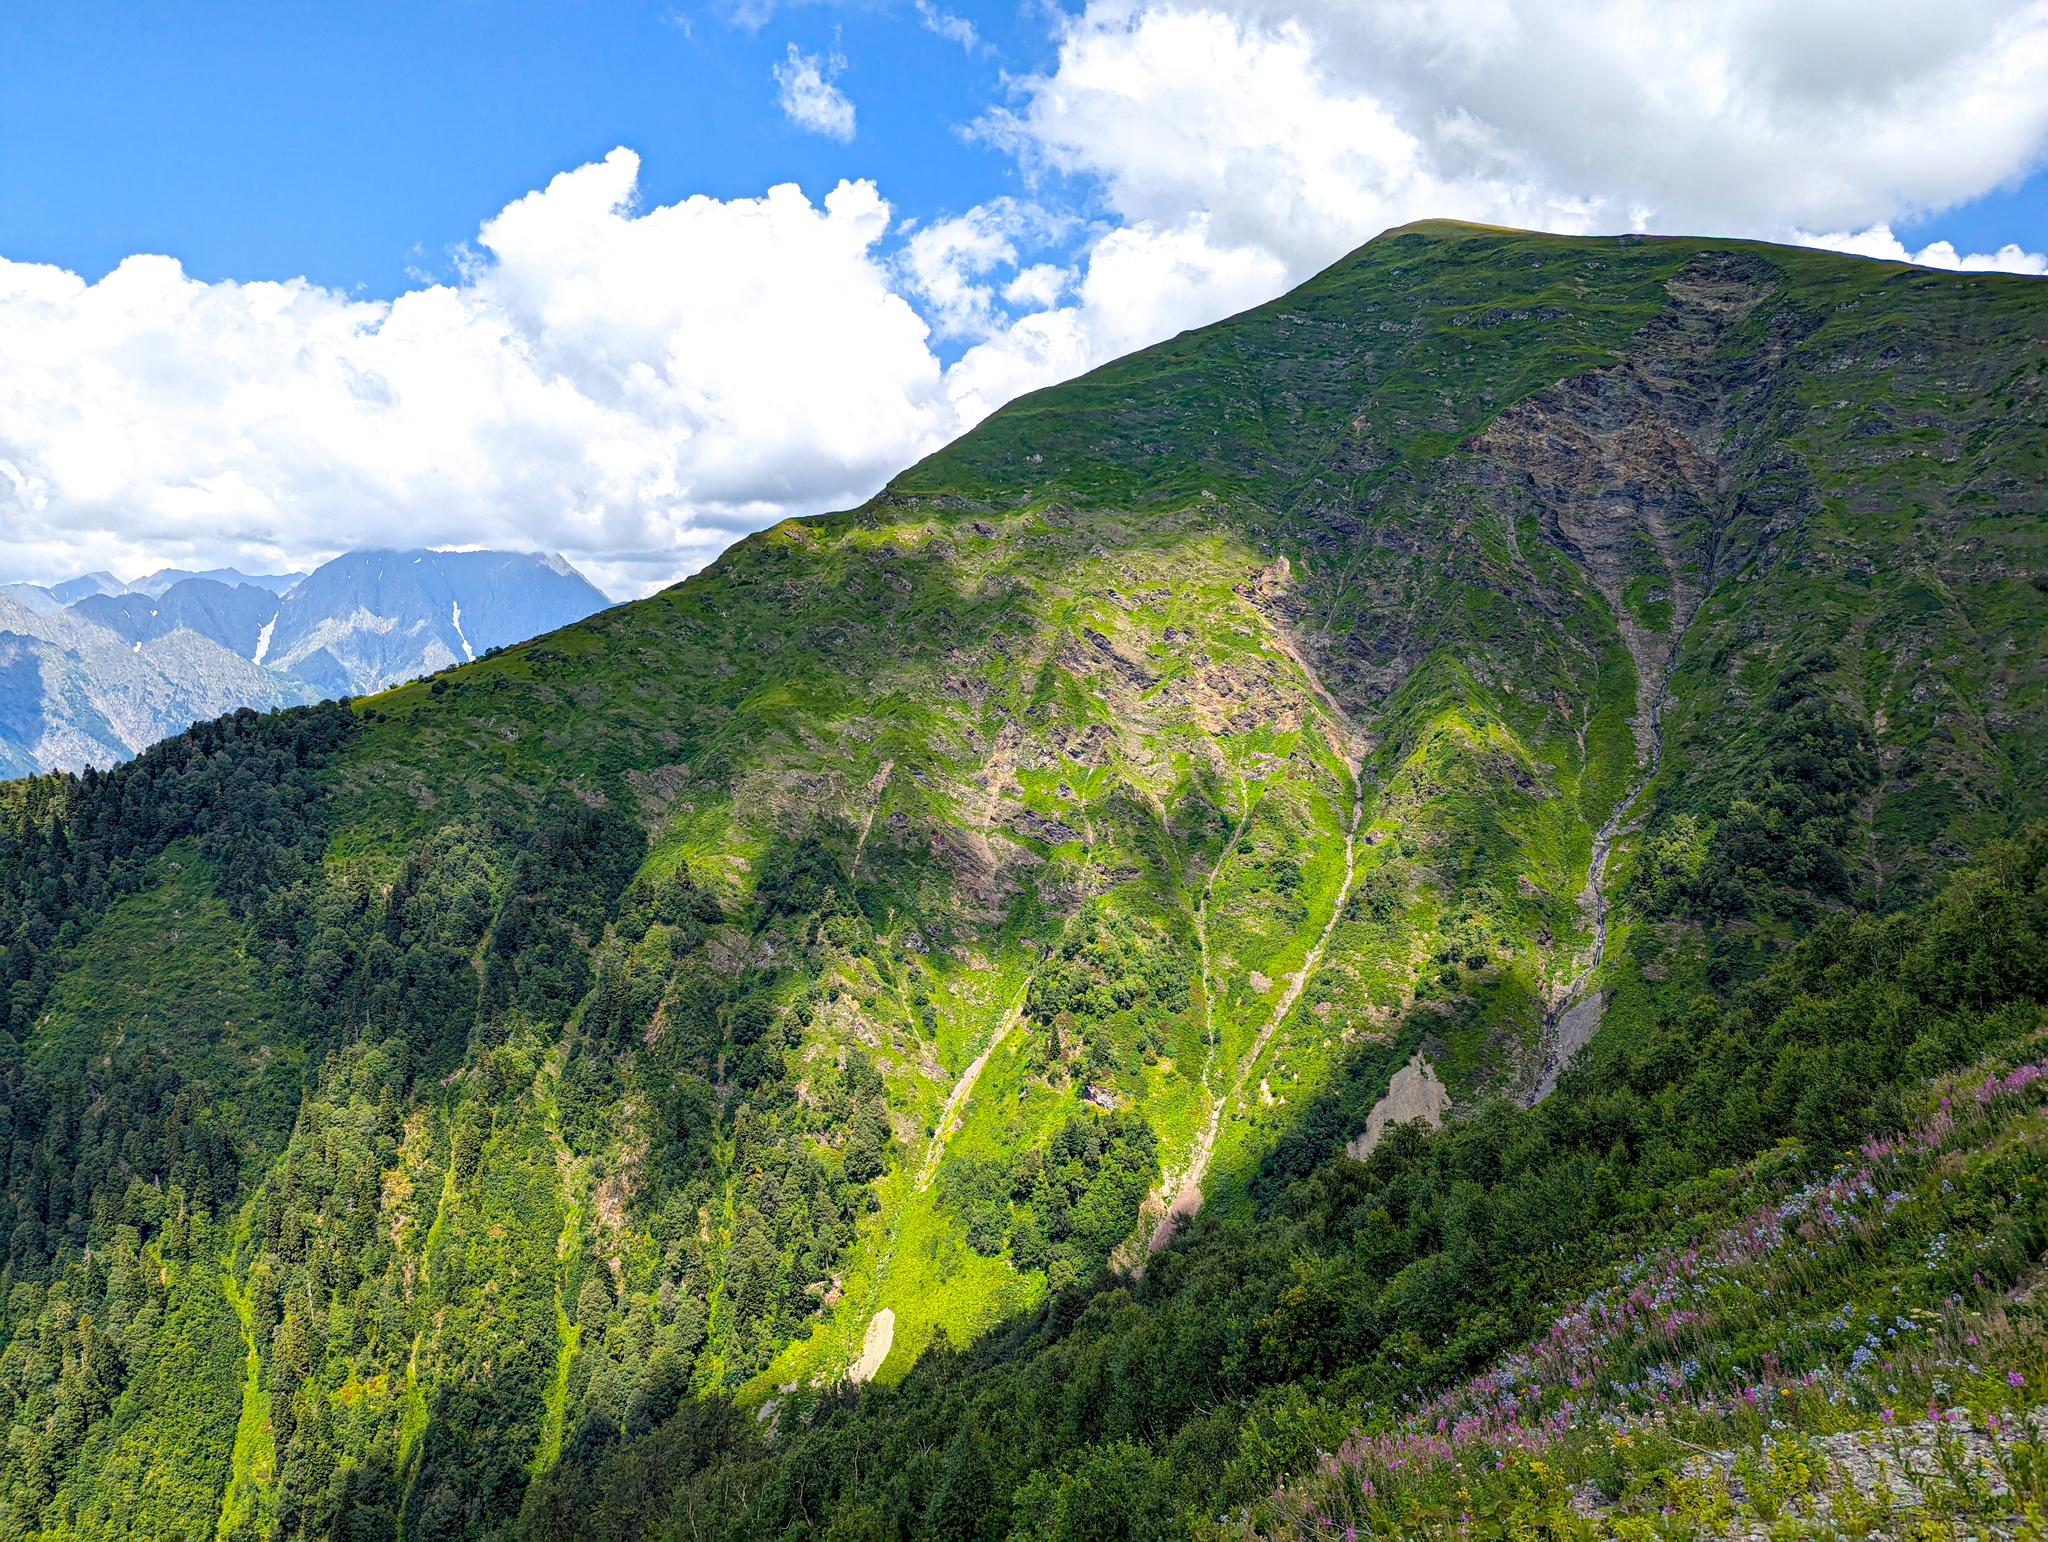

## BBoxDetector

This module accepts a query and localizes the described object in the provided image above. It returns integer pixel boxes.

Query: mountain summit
[0,224,2041,1539]
[251,548,613,697]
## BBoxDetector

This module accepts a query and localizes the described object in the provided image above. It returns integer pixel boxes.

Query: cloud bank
[5,0,2047,594]
[0,151,946,597]
[1795,223,2048,274]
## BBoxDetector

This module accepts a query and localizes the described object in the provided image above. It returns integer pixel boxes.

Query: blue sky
[7,2,2042,300]
[3,0,2046,595]
[1,1,1065,305]
[1918,178,2048,259]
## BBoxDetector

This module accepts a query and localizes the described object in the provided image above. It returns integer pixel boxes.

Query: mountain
[47,570,128,603]
[130,565,307,597]
[70,578,288,662]
[47,550,612,692]
[0,224,2042,1541]
[0,593,318,775]
[2,550,614,771]
[259,548,614,696]
[0,583,64,616]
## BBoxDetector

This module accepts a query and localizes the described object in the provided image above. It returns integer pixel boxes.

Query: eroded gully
[1524,657,1681,1105]
[1150,661,1365,1253]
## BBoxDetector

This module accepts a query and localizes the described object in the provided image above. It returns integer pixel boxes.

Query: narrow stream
[1527,659,1680,1104]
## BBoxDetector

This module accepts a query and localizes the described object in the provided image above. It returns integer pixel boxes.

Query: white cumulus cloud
[773,43,856,141]
[900,199,1074,340]
[0,150,951,597]
[1796,223,2048,273]
[942,217,1287,425]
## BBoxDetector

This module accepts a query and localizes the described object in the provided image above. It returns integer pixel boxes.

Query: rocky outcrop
[1472,256,1776,753]
[1347,1052,1451,1158]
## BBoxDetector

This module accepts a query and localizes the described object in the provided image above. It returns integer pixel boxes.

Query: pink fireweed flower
[1977,1064,2047,1103]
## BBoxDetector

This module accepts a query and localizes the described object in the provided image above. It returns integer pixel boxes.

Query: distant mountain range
[0,549,613,772]
[0,566,305,614]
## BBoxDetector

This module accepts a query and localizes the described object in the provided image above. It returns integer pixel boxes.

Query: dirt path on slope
[850,759,895,874]
[916,978,1030,1190]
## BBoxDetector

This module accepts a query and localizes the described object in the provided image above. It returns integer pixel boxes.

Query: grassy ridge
[0,224,2040,1538]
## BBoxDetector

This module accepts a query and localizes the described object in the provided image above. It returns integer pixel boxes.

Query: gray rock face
[0,596,318,774]
[262,549,613,696]
[1346,1053,1451,1160]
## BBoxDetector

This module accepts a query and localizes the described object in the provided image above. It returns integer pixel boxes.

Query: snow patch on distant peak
[451,601,474,661]
[542,552,576,577]
[253,612,278,665]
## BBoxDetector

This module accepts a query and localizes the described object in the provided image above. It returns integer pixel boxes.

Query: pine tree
[925,1421,994,1542]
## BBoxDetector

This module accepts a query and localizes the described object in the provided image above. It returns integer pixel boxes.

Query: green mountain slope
[0,222,2042,1540]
